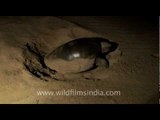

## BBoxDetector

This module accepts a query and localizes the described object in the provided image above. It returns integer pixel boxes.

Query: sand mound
[0,16,158,104]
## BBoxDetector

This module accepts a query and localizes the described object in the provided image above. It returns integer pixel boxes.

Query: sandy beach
[0,16,158,104]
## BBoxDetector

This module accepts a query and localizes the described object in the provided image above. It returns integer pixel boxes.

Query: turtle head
[101,41,118,55]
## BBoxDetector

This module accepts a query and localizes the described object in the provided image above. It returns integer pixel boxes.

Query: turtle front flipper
[96,57,109,68]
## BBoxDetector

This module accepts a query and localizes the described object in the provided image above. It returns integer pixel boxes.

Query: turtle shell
[44,37,117,74]
[44,37,118,73]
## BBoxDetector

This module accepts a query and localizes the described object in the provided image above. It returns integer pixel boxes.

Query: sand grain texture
[0,16,158,104]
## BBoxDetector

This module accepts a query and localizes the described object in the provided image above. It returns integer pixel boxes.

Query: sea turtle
[44,37,118,74]
[23,37,118,81]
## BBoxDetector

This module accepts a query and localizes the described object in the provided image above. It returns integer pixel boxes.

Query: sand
[0,16,158,104]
